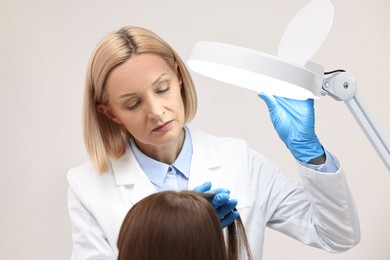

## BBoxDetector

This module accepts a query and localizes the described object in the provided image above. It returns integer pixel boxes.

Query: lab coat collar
[111,126,221,190]
[111,146,141,186]
[111,148,157,204]
[186,126,221,189]
[187,126,220,169]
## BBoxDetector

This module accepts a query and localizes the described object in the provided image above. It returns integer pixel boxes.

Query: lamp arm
[346,94,390,171]
[322,72,390,172]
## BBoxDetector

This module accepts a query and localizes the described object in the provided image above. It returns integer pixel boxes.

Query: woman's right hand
[193,181,239,228]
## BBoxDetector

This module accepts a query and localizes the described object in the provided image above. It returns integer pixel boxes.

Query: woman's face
[98,53,185,158]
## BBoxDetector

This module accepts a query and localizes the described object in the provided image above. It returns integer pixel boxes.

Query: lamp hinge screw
[343,82,349,89]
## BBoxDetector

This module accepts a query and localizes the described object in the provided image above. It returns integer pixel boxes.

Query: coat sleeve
[250,148,361,253]
[67,184,116,260]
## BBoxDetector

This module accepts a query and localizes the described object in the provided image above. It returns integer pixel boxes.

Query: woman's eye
[127,101,140,110]
[156,86,170,94]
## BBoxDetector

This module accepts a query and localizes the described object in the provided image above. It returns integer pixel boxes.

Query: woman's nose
[146,99,164,120]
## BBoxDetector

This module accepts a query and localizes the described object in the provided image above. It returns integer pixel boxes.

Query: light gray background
[1,0,389,259]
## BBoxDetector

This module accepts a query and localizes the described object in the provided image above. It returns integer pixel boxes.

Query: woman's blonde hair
[117,191,252,260]
[83,26,197,173]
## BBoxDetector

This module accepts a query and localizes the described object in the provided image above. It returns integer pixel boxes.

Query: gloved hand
[193,181,239,229]
[258,93,324,163]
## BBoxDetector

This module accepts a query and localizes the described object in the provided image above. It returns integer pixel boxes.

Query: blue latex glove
[258,93,324,163]
[193,181,239,229]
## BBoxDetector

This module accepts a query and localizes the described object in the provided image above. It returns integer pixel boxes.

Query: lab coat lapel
[187,127,221,190]
[111,146,156,205]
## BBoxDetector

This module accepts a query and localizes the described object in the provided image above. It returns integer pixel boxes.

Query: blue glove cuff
[286,137,324,163]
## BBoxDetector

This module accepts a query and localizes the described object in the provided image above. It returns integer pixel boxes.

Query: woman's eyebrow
[118,92,136,99]
[152,73,168,86]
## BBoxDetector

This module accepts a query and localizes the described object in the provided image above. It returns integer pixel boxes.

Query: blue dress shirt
[129,127,193,191]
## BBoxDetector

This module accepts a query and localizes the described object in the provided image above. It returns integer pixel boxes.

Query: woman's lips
[152,120,173,132]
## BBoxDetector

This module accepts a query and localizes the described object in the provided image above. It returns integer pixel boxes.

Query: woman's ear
[174,62,183,87]
[96,104,122,124]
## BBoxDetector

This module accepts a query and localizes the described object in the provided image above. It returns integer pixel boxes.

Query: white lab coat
[67,127,360,260]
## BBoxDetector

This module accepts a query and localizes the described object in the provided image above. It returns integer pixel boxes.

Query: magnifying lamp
[187,0,390,172]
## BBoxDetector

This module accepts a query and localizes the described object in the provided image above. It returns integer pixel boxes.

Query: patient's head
[117,190,251,260]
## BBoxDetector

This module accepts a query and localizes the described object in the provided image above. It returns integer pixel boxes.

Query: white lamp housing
[188,41,323,100]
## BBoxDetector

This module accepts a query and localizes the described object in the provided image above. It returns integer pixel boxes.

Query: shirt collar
[130,127,192,188]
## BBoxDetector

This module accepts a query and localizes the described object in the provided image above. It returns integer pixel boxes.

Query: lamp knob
[322,72,357,101]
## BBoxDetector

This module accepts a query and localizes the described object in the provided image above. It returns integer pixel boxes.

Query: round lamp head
[187,41,324,100]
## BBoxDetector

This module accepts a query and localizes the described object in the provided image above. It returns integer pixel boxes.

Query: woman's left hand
[258,93,325,164]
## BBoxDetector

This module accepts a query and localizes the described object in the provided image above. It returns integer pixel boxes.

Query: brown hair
[83,26,197,173]
[117,191,252,260]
